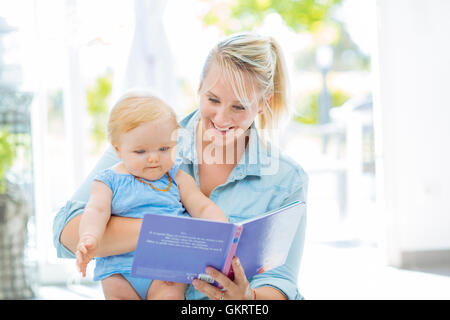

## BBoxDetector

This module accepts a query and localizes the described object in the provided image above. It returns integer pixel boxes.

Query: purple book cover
[131,201,305,284]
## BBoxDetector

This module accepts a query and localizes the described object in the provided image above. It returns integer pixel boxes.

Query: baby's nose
[147,153,159,163]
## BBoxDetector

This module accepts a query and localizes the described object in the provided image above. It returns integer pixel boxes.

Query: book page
[145,231,225,252]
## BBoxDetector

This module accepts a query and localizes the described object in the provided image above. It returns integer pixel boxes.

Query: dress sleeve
[52,146,120,259]
[92,169,115,193]
[168,157,184,180]
[248,169,309,300]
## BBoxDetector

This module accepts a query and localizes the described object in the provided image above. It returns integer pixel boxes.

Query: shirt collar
[177,109,272,178]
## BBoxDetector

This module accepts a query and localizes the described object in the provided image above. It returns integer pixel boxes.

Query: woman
[53,32,308,300]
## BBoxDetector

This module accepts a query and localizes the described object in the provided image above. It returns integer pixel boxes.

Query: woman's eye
[134,150,145,154]
[208,97,220,104]
[233,105,246,111]
[159,146,170,152]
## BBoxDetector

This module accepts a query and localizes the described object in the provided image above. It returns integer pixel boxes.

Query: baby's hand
[76,235,98,277]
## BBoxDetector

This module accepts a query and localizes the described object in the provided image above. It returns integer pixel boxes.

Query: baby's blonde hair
[107,91,179,146]
[199,32,289,134]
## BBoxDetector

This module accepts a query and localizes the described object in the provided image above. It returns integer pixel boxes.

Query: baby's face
[115,118,178,181]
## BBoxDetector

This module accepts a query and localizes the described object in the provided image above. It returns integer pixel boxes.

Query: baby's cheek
[170,148,177,163]
[160,154,175,173]
[127,160,142,175]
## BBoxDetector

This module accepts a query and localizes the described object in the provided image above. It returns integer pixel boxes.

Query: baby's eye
[159,146,170,152]
[134,150,145,154]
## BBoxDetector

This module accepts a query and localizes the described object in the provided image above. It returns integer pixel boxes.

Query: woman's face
[198,62,261,148]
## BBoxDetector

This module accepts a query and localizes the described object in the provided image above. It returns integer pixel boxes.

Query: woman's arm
[254,287,287,300]
[248,172,308,299]
[61,214,142,258]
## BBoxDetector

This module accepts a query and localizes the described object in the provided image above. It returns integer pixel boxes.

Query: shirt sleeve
[248,170,309,300]
[52,199,86,259]
[52,146,120,259]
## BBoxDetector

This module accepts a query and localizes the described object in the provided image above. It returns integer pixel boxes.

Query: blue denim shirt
[52,109,308,300]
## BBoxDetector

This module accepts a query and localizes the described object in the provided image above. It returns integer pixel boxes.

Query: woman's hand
[192,256,255,300]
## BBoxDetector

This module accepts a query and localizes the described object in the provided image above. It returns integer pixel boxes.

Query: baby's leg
[101,274,141,300]
[147,280,187,300]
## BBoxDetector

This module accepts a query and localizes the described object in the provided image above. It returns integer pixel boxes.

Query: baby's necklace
[134,173,172,192]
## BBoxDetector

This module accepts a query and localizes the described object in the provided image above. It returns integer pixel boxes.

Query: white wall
[374,0,450,265]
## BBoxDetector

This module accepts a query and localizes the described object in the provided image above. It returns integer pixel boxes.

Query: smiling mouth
[211,121,234,135]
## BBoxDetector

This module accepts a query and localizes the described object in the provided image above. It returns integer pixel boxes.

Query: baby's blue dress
[92,157,187,298]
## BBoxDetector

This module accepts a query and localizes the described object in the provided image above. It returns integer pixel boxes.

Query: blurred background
[0,0,449,299]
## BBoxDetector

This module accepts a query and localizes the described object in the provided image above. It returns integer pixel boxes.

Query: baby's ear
[112,144,122,158]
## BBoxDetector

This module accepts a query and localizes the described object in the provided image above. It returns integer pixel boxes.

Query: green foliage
[233,0,341,32]
[0,127,15,193]
[86,72,112,152]
[203,0,342,35]
[294,89,350,124]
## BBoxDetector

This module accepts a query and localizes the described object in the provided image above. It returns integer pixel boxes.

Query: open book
[131,201,305,285]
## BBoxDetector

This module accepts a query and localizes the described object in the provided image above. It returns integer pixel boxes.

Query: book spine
[221,225,243,280]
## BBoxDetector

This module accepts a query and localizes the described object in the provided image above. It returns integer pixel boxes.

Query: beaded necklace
[134,173,172,192]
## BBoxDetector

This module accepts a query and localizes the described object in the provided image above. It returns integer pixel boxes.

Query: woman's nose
[214,106,231,127]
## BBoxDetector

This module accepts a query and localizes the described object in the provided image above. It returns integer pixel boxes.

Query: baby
[75,92,228,300]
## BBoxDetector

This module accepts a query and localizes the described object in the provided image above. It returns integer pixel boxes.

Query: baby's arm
[175,170,228,223]
[76,180,113,277]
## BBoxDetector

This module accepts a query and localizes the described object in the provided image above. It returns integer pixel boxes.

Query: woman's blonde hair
[198,32,289,134]
[107,90,179,146]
